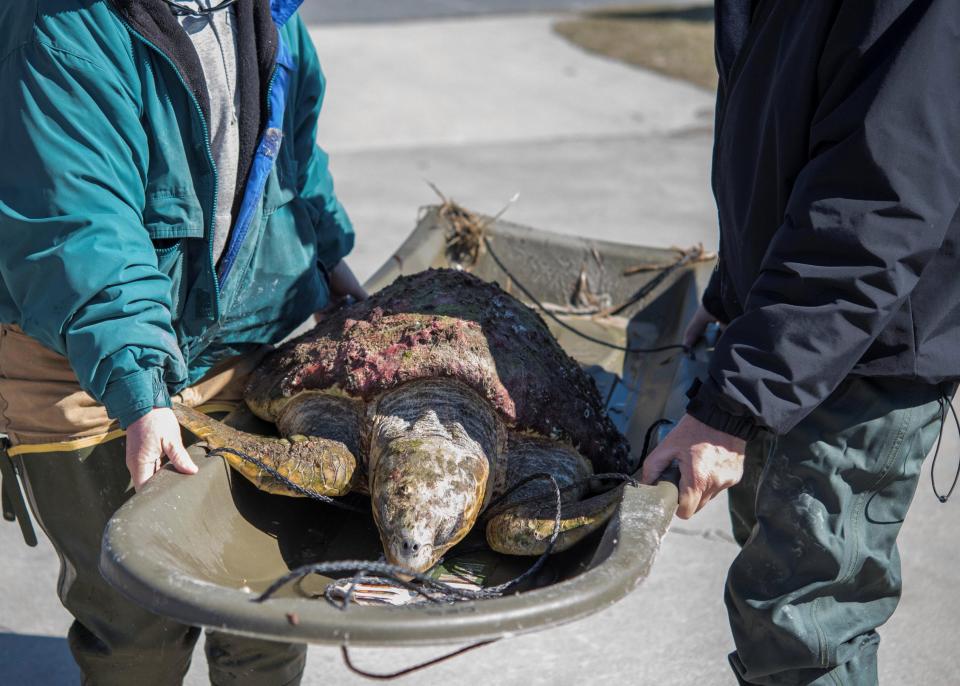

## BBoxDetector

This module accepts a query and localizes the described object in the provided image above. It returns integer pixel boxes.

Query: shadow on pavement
[0,632,79,685]
[585,6,713,23]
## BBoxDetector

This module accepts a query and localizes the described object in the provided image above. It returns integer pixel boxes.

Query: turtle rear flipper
[172,403,358,497]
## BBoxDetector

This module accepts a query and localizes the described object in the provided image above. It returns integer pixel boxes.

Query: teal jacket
[0,0,354,427]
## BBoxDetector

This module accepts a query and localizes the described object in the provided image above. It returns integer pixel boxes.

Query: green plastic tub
[100,206,715,646]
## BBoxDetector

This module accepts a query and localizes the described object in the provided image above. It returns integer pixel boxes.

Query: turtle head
[370,435,489,573]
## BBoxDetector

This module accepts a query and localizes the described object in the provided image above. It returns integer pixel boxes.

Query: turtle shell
[246,269,630,472]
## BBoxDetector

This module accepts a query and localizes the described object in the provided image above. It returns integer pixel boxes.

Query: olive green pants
[13,436,306,686]
[725,377,945,685]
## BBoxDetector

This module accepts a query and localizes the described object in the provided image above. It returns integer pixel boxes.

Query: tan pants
[13,437,306,686]
[0,323,265,452]
[0,325,305,685]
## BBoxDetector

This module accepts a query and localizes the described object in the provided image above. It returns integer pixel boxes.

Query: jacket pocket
[153,239,188,318]
[144,190,200,320]
[144,190,205,240]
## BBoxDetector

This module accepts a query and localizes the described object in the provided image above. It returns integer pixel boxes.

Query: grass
[554,5,717,91]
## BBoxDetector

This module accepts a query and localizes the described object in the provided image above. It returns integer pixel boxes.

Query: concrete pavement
[297,0,705,26]
[333,130,716,284]
[312,15,717,281]
[311,16,712,151]
[2,6,958,685]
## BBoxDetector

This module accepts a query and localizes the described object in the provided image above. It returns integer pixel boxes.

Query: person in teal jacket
[0,0,365,683]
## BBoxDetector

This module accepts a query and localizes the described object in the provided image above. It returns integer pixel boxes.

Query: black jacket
[688,0,960,439]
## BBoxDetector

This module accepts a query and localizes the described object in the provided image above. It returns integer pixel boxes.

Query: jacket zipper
[217,61,280,284]
[113,18,222,310]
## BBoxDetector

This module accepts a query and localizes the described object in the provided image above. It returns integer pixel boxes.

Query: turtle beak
[368,426,490,575]
[383,537,441,574]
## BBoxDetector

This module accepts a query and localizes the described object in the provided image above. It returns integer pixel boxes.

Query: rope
[208,447,367,513]
[482,237,689,356]
[220,416,673,606]
[257,560,476,604]
[254,472,569,605]
[340,641,498,681]
[605,247,703,317]
[640,418,675,467]
[931,390,960,504]
[210,416,669,680]
[246,431,666,607]
[161,0,238,18]
[480,471,640,520]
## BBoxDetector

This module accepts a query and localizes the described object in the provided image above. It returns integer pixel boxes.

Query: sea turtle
[174,268,632,573]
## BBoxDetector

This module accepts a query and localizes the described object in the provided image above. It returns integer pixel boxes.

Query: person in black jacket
[641,2,960,684]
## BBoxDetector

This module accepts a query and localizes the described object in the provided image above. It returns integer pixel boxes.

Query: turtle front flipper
[484,435,618,556]
[485,487,621,556]
[172,403,357,497]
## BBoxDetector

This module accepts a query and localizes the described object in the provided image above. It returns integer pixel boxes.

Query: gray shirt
[174,1,241,266]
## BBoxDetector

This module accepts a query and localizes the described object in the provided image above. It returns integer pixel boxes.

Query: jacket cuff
[685,378,762,441]
[316,202,355,272]
[702,292,727,323]
[102,367,172,429]
[701,266,728,323]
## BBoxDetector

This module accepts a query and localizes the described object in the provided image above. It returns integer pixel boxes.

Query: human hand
[683,304,720,349]
[125,408,198,491]
[641,414,745,519]
[316,261,369,322]
[328,260,368,302]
